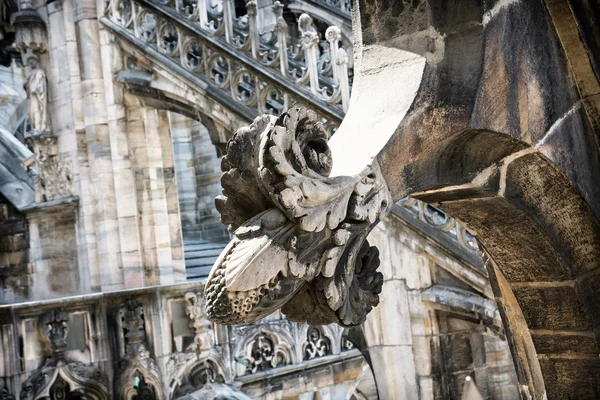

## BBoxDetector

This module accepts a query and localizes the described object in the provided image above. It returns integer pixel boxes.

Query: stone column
[12,0,88,299]
[73,0,124,290]
[170,113,199,242]
[158,110,185,282]
[126,101,179,286]
[363,220,419,400]
[42,0,97,295]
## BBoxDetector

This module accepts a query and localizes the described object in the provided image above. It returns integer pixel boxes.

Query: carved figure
[24,56,48,135]
[38,310,69,355]
[184,291,214,351]
[205,107,389,327]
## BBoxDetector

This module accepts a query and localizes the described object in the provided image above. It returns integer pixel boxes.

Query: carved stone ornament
[23,55,49,135]
[116,300,163,400]
[120,299,149,360]
[184,291,214,351]
[341,332,355,351]
[240,332,290,374]
[20,360,109,400]
[0,387,15,400]
[25,135,74,202]
[172,359,224,397]
[303,327,331,360]
[167,350,230,398]
[38,310,69,355]
[206,107,389,327]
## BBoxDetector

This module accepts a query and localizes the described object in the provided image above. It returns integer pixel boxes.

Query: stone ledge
[21,196,79,218]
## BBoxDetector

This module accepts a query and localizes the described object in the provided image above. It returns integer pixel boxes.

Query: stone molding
[2,280,363,398]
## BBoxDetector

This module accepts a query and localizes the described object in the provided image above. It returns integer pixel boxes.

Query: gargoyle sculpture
[205,107,391,327]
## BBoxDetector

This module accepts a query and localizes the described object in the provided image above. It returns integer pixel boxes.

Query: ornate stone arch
[20,361,109,400]
[166,351,230,398]
[115,365,163,400]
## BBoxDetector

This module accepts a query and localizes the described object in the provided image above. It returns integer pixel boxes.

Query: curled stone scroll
[205,107,390,327]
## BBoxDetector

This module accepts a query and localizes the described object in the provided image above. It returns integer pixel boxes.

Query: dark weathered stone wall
[0,195,29,303]
[356,0,600,397]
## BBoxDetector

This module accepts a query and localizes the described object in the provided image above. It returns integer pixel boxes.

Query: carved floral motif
[36,152,73,202]
[206,107,388,327]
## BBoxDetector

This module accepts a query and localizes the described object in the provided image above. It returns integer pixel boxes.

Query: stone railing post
[273,1,288,77]
[325,26,341,85]
[337,48,350,112]
[325,25,349,111]
[298,14,320,96]
[198,0,210,30]
[246,0,259,59]
[222,0,235,43]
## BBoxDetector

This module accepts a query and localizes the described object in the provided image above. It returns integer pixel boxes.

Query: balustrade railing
[303,0,351,17]
[104,0,351,131]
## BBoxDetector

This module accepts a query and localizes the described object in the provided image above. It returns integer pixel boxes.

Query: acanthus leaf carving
[206,107,389,327]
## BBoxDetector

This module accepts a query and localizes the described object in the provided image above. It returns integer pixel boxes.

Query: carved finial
[184,291,214,351]
[38,311,69,355]
[115,299,163,399]
[206,107,389,327]
[19,0,34,10]
[246,1,257,16]
[120,299,149,360]
[273,1,286,33]
[325,26,341,43]
[298,14,318,47]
